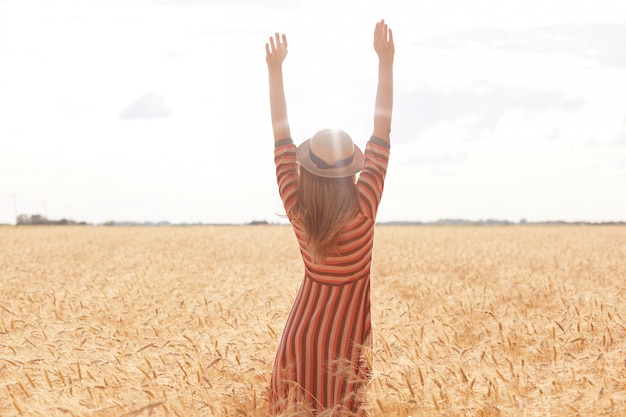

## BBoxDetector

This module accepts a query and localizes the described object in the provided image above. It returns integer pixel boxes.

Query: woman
[266,19,394,416]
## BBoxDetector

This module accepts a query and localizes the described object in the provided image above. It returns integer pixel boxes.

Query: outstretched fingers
[374,19,394,61]
[266,32,288,66]
[267,33,287,53]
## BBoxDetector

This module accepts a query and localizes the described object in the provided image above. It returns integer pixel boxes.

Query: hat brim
[296,139,364,178]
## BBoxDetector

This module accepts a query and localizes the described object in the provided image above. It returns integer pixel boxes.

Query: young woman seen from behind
[266,19,394,416]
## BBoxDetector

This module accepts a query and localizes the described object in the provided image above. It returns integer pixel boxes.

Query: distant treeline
[379,219,626,226]
[16,214,88,226]
[12,214,625,227]
[13,215,273,227]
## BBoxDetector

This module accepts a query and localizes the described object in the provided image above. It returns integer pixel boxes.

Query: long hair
[288,167,359,264]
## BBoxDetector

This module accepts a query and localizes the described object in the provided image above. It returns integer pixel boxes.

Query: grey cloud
[546,127,560,142]
[394,81,584,143]
[418,23,626,69]
[119,92,172,120]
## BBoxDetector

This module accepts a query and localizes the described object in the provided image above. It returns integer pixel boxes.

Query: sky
[1,0,625,225]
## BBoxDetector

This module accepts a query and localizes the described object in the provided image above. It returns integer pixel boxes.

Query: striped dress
[270,136,390,416]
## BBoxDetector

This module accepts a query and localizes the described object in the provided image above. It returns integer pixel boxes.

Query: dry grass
[1,225,625,416]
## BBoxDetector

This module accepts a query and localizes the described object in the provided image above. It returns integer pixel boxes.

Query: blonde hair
[289,168,358,264]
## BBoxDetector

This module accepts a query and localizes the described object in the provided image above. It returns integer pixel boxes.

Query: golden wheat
[1,225,625,416]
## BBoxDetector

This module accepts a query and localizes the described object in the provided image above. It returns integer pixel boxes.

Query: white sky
[1,0,625,224]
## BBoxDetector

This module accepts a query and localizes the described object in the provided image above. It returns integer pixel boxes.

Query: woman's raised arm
[266,33,291,142]
[372,20,394,143]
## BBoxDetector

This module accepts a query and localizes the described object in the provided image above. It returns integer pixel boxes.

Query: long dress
[270,136,390,416]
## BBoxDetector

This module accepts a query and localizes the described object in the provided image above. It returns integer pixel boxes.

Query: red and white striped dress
[270,136,390,415]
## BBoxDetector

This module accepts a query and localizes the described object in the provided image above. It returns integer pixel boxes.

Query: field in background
[1,225,625,416]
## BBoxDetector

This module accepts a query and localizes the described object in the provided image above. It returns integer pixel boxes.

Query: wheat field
[1,225,625,416]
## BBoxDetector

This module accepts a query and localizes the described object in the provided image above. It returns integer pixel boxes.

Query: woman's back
[275,136,390,283]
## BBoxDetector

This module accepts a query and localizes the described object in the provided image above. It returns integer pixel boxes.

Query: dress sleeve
[357,136,390,220]
[274,138,299,214]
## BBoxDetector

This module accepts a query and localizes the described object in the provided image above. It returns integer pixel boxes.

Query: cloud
[418,23,626,69]
[394,81,585,142]
[119,92,172,120]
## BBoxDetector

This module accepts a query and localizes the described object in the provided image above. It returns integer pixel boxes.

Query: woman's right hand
[373,20,394,64]
[266,33,288,69]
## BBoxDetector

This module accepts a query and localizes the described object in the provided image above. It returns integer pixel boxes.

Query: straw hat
[296,129,364,178]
